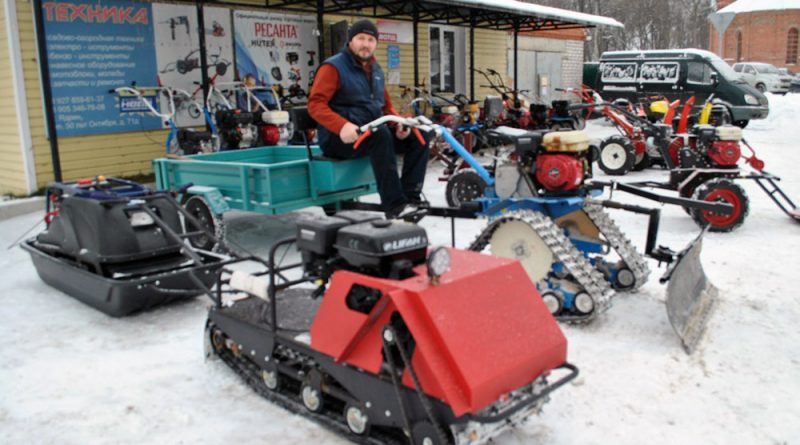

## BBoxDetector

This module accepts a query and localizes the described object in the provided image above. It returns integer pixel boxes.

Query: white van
[732,62,791,94]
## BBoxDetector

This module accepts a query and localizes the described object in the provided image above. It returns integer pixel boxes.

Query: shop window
[429,25,465,94]
[787,28,798,64]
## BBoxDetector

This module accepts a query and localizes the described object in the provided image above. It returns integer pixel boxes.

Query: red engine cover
[259,124,280,146]
[310,249,568,417]
[708,141,741,166]
[535,154,584,192]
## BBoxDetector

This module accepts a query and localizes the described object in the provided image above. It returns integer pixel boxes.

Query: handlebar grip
[353,128,372,150]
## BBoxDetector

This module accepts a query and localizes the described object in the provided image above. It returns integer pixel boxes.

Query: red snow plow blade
[311,248,569,417]
[662,232,718,354]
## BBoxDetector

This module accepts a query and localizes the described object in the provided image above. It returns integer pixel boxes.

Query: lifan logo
[383,236,426,252]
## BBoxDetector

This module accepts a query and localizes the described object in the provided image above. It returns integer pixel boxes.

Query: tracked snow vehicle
[350,115,728,352]
[205,212,578,444]
[445,128,651,322]
[21,177,227,316]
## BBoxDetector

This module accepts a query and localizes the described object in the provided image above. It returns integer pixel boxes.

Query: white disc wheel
[301,384,323,413]
[615,267,636,290]
[598,136,636,176]
[489,219,554,283]
[262,369,278,391]
[541,292,564,315]
[600,143,628,171]
[573,292,595,314]
[344,404,369,435]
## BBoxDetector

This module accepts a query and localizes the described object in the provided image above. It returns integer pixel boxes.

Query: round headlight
[744,94,758,105]
[427,246,451,279]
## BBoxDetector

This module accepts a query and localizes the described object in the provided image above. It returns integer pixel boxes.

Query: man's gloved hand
[395,123,411,140]
[339,122,360,144]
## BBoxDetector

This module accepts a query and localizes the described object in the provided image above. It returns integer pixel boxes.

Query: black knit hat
[348,19,378,41]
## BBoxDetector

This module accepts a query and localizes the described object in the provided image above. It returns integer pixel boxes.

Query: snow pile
[747,92,800,133]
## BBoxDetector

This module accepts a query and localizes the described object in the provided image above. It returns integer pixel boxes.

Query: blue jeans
[321,126,430,210]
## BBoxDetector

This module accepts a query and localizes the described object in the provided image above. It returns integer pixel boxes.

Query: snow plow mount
[586,199,718,353]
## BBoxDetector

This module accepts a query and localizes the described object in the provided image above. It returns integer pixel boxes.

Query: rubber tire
[184,195,224,251]
[756,83,767,93]
[187,105,202,119]
[690,178,749,232]
[633,152,651,171]
[734,120,749,129]
[598,136,636,176]
[445,169,488,207]
[321,199,354,216]
[710,106,733,126]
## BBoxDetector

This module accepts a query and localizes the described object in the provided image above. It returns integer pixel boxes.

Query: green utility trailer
[153,145,377,249]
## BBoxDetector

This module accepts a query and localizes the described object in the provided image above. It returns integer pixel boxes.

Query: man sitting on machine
[308,19,430,218]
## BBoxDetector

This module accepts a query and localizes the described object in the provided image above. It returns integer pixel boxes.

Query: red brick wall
[709,9,800,70]
[716,0,736,10]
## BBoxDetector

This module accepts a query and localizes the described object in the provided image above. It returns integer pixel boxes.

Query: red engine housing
[259,124,281,146]
[310,248,567,417]
[708,141,741,166]
[535,154,584,192]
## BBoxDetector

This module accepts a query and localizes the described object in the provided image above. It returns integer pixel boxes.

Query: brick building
[708,0,800,71]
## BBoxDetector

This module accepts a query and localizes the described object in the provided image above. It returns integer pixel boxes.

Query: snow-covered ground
[1,94,799,445]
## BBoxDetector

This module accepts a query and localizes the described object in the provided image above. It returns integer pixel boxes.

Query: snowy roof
[429,0,624,29]
[717,0,800,14]
[602,48,722,60]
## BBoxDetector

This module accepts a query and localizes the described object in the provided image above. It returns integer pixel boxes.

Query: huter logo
[548,167,561,178]
[383,236,426,252]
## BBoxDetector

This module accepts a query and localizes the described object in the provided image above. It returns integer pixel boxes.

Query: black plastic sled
[21,177,226,317]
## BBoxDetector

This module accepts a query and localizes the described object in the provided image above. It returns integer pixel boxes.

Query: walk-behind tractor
[212,81,291,149]
[596,98,682,175]
[205,212,578,445]
[592,101,800,231]
[20,177,235,316]
[113,85,219,155]
[352,115,728,353]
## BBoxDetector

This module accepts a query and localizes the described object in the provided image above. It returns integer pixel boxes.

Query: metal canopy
[209,0,622,32]
[33,0,622,182]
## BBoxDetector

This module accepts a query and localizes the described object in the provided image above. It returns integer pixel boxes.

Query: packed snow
[717,0,800,14]
[1,93,799,445]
